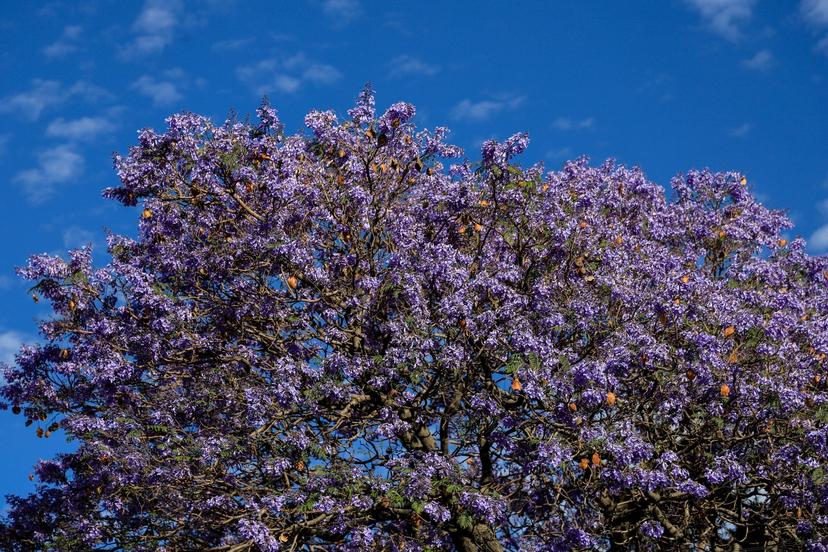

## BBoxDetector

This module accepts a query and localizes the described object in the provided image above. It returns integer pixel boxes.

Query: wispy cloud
[320,0,361,25]
[0,80,62,121]
[301,63,342,85]
[237,54,341,95]
[546,146,573,161]
[685,0,755,40]
[63,226,95,250]
[450,95,525,122]
[46,116,117,141]
[817,34,828,56]
[43,25,83,59]
[552,116,595,131]
[802,0,828,25]
[121,0,182,58]
[131,75,182,106]
[212,37,255,53]
[742,49,774,71]
[13,145,84,204]
[0,330,26,369]
[387,55,440,78]
[0,275,13,290]
[801,0,828,56]
[809,223,828,252]
[0,79,110,121]
[728,122,753,138]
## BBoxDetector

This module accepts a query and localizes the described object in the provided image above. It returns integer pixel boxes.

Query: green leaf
[458,513,473,530]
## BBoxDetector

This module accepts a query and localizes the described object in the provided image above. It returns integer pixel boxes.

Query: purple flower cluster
[1,89,827,550]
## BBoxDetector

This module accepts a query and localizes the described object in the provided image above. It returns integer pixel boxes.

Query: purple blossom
[1,90,827,551]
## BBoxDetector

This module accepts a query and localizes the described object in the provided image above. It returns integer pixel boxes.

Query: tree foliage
[2,88,828,550]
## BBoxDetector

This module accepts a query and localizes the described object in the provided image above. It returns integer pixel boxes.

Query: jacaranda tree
[2,87,827,551]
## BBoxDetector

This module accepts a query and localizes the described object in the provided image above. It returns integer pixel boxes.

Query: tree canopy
[2,88,828,550]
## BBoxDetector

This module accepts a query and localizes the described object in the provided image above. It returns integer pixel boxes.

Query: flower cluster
[1,87,827,550]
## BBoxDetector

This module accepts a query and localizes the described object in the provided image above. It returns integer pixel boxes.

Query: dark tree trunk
[450,523,504,552]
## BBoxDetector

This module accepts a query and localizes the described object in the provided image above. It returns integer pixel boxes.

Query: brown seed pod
[591,452,601,466]
[606,392,617,407]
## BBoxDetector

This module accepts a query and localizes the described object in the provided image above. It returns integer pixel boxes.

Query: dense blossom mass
[2,88,828,551]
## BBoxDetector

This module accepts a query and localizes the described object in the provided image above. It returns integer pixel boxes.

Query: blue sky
[0,0,827,503]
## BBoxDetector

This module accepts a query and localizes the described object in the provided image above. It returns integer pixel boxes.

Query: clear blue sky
[1,0,827,504]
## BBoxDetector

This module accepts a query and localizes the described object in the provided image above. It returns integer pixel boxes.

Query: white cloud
[43,25,83,58]
[0,80,62,121]
[0,79,110,121]
[546,146,573,161]
[131,75,182,106]
[817,34,828,55]
[728,122,753,137]
[686,0,755,40]
[0,330,26,368]
[212,37,255,52]
[121,0,182,58]
[450,96,525,122]
[801,0,828,56]
[46,116,117,141]
[810,223,828,252]
[67,81,112,102]
[63,226,95,249]
[302,63,342,84]
[552,117,595,131]
[237,54,341,95]
[801,0,828,25]
[742,49,774,71]
[387,55,440,78]
[13,145,84,204]
[320,0,361,24]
